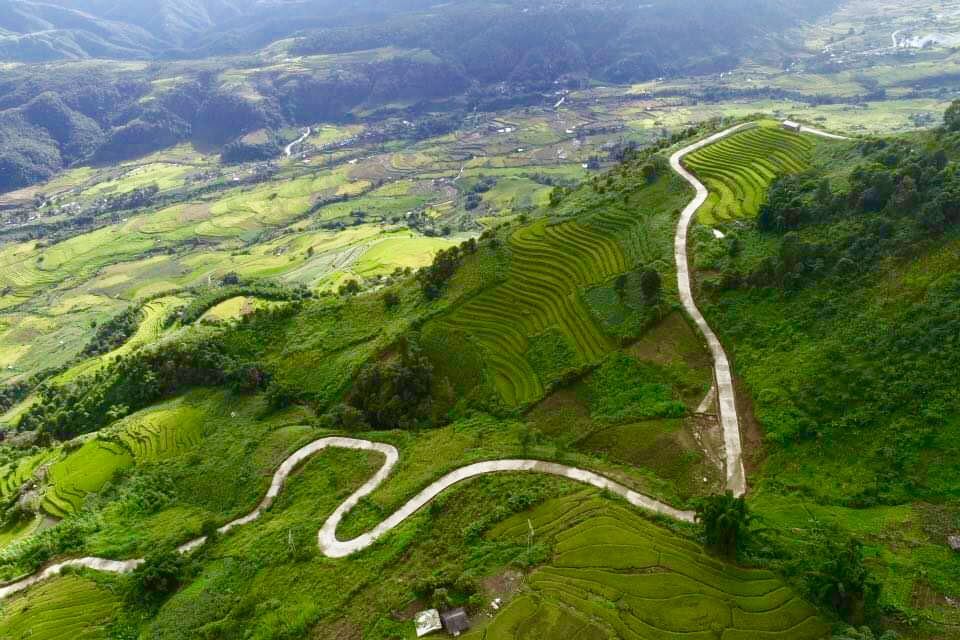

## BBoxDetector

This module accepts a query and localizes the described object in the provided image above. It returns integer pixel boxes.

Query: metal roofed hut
[440,607,470,636]
[414,609,442,637]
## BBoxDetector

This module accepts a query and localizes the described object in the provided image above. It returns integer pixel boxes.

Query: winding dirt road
[0,120,849,600]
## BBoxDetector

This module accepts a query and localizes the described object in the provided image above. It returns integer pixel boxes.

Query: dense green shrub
[347,342,433,430]
[695,492,752,559]
[129,548,188,608]
[587,354,685,423]
[83,306,142,357]
[789,525,881,625]
[417,238,478,299]
[166,281,310,327]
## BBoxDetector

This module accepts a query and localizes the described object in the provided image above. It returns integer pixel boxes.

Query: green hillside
[469,493,830,640]
[693,122,960,634]
[3,108,960,639]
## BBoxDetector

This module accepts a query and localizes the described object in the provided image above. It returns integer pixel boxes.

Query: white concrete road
[0,120,850,600]
[671,124,752,497]
[0,437,694,598]
[284,127,311,157]
[670,122,849,497]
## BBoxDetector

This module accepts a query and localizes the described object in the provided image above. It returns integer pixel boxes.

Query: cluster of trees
[220,137,280,164]
[614,267,662,305]
[729,115,960,293]
[696,493,887,630]
[417,237,478,299]
[0,380,33,417]
[321,340,434,431]
[166,280,311,327]
[18,334,247,441]
[82,306,142,357]
[464,176,497,211]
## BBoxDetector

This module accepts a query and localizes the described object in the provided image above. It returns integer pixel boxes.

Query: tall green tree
[695,492,752,559]
[945,99,960,131]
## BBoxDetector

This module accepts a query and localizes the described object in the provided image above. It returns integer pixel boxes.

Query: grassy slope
[693,132,960,632]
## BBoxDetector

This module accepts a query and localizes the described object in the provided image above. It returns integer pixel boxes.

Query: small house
[440,608,471,637]
[414,609,442,637]
[782,120,802,133]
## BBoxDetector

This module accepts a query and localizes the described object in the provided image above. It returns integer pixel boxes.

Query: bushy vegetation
[417,237,477,299]
[19,331,242,441]
[696,492,753,559]
[82,306,142,358]
[130,548,189,609]
[166,281,311,327]
[587,354,685,423]
[343,341,434,430]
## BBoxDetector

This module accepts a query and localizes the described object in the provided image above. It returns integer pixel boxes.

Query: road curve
[0,437,694,599]
[799,125,850,141]
[284,127,311,157]
[670,122,850,497]
[671,124,752,497]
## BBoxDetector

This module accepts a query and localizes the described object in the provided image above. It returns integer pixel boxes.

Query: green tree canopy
[695,492,752,559]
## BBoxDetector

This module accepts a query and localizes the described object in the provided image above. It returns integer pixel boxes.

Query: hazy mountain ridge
[0,0,842,193]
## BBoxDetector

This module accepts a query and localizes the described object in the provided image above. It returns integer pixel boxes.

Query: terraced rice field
[41,439,132,518]
[116,402,204,462]
[39,401,204,517]
[432,218,625,406]
[56,296,183,384]
[684,123,814,224]
[471,493,830,640]
[0,575,120,639]
[0,451,51,501]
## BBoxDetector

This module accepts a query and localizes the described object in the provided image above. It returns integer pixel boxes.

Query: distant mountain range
[0,0,461,61]
[0,0,843,193]
[0,0,837,62]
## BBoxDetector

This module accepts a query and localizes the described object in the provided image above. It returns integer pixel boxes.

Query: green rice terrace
[0,574,120,639]
[425,170,688,408]
[684,122,814,224]
[466,493,830,640]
